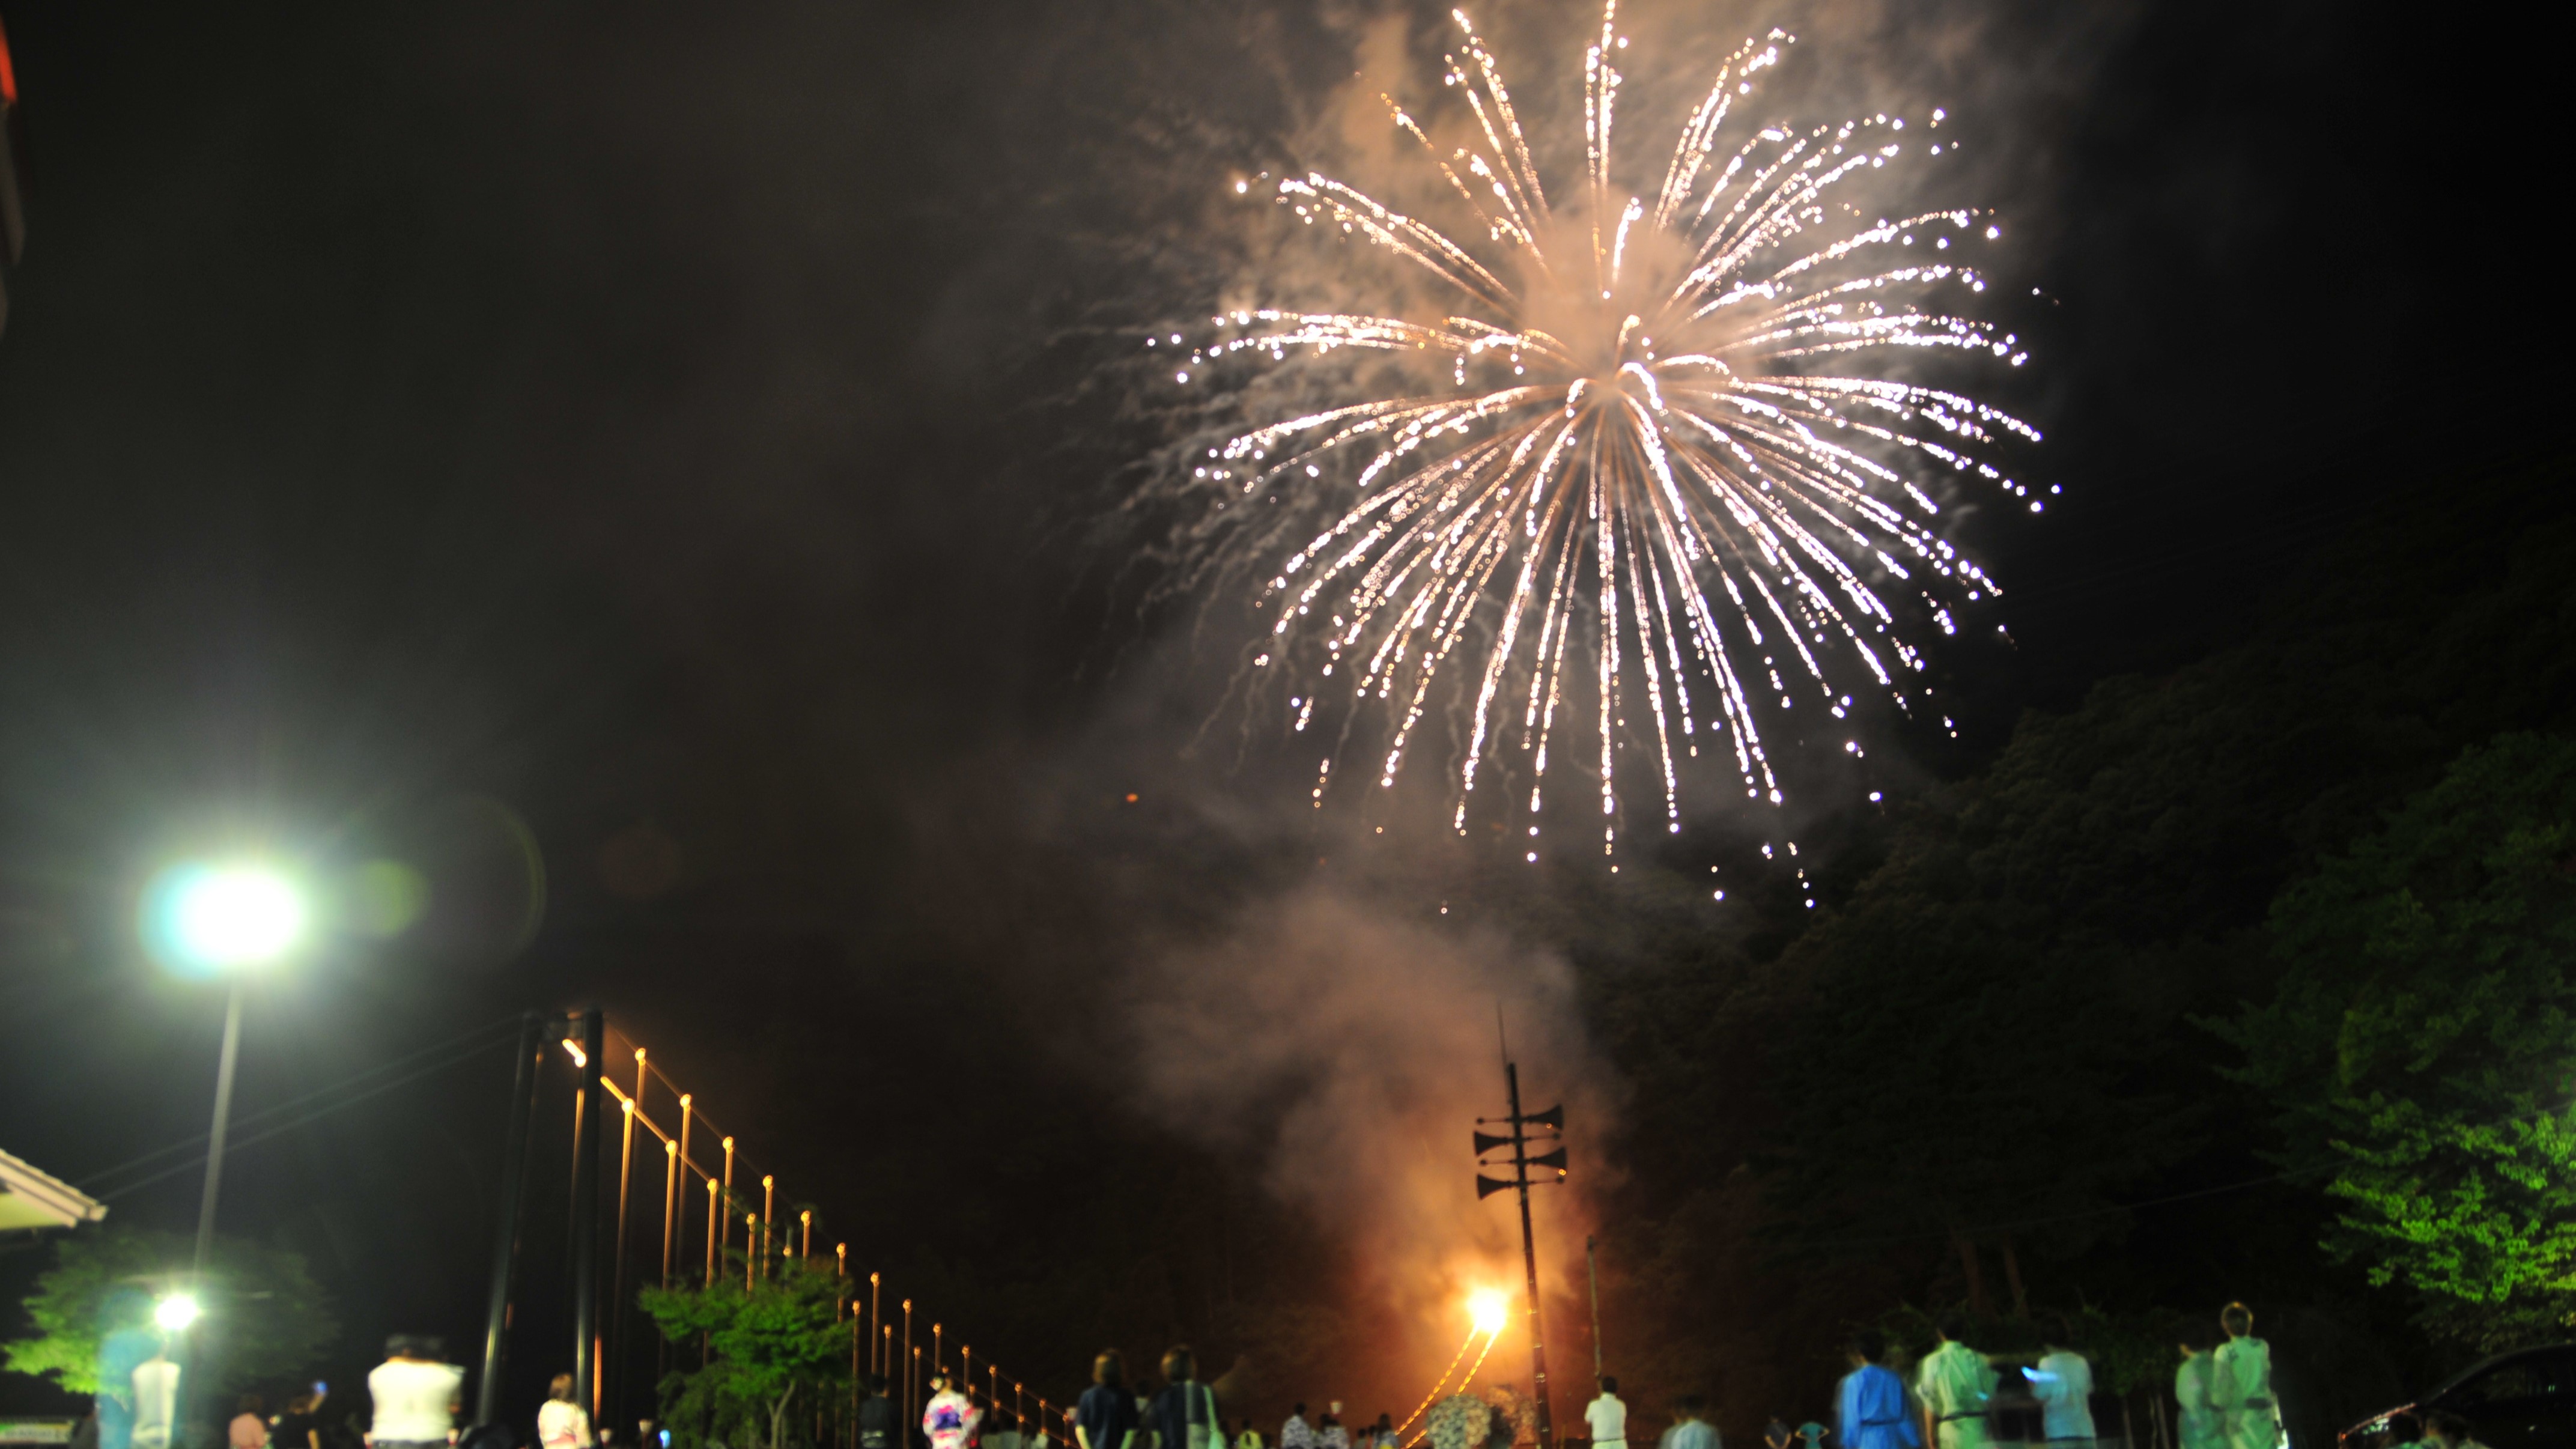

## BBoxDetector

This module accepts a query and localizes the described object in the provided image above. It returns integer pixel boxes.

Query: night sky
[1,0,2557,1438]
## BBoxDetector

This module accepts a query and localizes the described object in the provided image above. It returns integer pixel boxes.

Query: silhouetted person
[1077,1354,1139,1449]
[1150,1349,1221,1449]
[2174,1339,2219,1449]
[858,1378,898,1449]
[272,1394,320,1449]
[1280,1408,1312,1449]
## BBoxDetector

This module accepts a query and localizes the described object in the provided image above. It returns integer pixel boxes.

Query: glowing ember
[1186,2,2041,855]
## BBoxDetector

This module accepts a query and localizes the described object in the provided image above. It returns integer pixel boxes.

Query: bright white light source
[1468,1289,1510,1334]
[155,1295,201,1332]
[153,866,306,971]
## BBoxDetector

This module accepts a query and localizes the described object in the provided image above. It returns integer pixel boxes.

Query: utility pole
[476,1013,546,1427]
[569,1009,606,1421]
[1475,1060,1567,1449]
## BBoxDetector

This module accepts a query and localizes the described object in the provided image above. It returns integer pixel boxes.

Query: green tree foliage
[4,1227,336,1395]
[1568,463,2576,1433]
[640,1256,852,1449]
[2223,733,2576,1347]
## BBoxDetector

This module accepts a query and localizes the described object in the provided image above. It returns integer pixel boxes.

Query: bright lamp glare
[163,867,306,969]
[1468,1289,1509,1334]
[154,1294,201,1332]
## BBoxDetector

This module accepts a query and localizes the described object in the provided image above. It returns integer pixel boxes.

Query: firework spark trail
[1170,7,2044,859]
[1401,1329,1505,1449]
[1391,1324,1493,1439]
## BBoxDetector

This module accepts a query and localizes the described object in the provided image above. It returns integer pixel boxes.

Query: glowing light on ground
[1185,2,2041,855]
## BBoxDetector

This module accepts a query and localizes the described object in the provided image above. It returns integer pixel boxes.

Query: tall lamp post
[141,863,310,1276]
[141,860,308,1449]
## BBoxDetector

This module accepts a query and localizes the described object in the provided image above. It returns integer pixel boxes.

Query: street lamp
[153,1294,201,1334]
[141,861,309,1276]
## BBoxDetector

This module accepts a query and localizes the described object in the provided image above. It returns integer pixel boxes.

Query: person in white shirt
[2031,1336,2096,1447]
[1584,1379,1627,1449]
[539,1375,594,1449]
[366,1337,464,1449]
[130,1349,181,1449]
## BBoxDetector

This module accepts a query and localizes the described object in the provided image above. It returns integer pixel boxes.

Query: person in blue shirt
[1836,1331,1920,1449]
[1149,1347,1222,1449]
[1078,1353,1141,1449]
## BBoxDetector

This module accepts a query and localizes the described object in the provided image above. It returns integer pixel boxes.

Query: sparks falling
[1180,5,2043,855]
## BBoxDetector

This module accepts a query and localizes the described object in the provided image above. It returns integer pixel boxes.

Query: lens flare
[1467,1288,1510,1334]
[1185,4,2040,854]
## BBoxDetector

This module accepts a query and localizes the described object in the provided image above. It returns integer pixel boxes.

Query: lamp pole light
[153,1294,201,1334]
[676,1095,695,1281]
[142,861,309,1278]
[721,1137,737,1263]
[704,1179,720,1286]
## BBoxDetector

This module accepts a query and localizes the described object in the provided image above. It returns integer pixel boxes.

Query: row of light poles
[132,858,1089,1449]
[563,1023,1059,1445]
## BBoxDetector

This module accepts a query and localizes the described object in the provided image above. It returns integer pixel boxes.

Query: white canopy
[0,1147,106,1232]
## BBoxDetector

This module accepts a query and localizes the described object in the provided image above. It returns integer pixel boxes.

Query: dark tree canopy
[2225,733,2576,1347]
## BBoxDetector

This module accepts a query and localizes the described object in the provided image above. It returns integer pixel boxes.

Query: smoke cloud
[1122,881,1618,1406]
